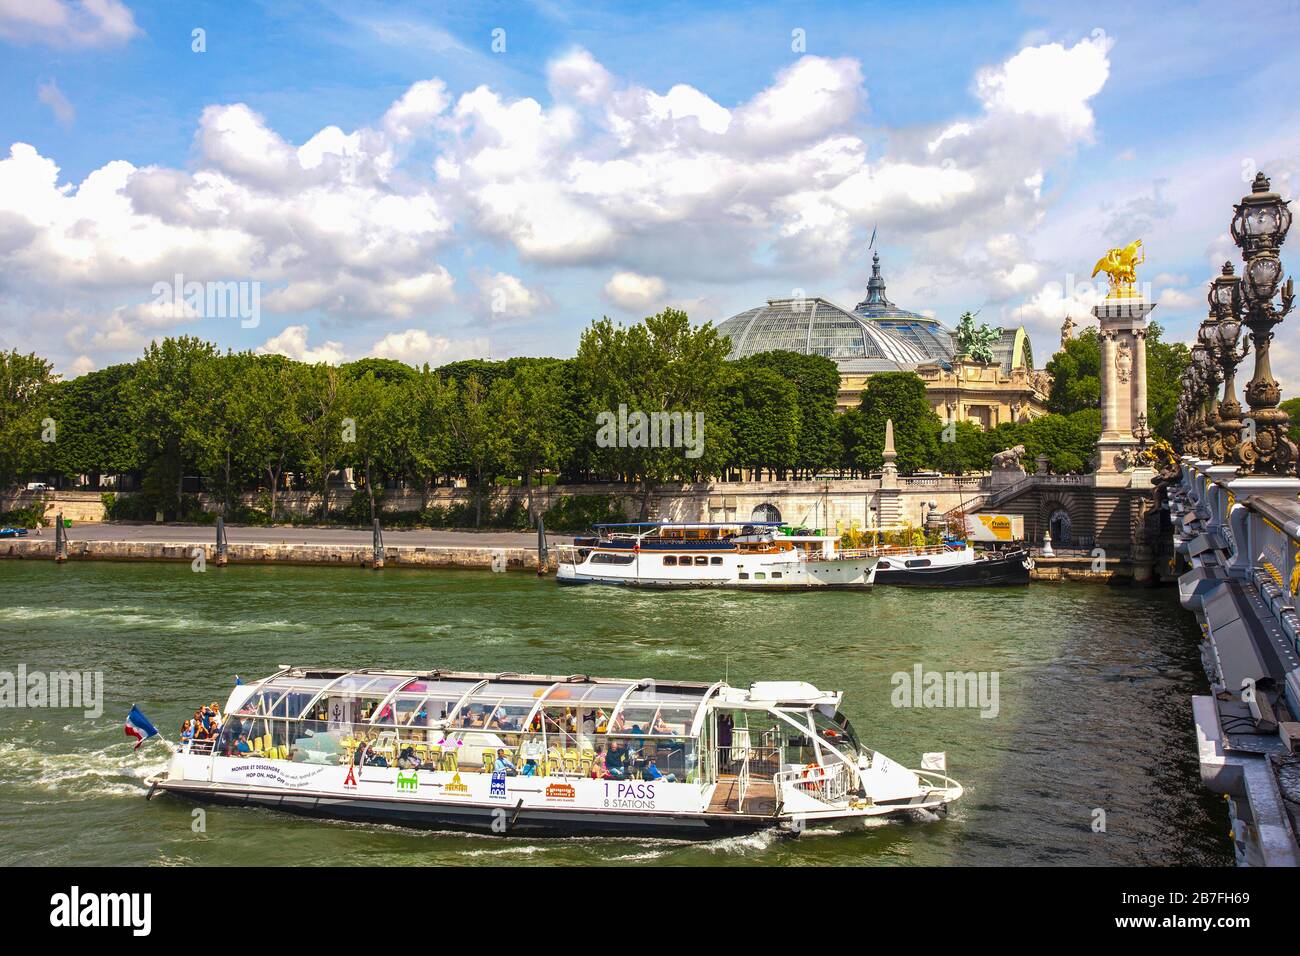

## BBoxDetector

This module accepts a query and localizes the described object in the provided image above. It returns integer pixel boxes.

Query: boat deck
[708,774,778,816]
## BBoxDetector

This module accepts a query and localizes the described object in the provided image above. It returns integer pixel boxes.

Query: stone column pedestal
[1094,297,1156,480]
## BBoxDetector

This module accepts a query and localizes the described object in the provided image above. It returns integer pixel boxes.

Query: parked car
[0,527,29,538]
[25,482,49,491]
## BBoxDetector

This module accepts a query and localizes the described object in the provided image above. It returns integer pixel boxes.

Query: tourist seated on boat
[590,748,607,778]
[235,735,252,755]
[397,745,422,770]
[493,749,517,775]
[520,758,539,776]
[605,741,629,779]
[643,757,675,783]
[180,720,194,743]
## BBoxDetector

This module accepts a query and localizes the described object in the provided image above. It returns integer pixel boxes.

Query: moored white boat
[556,521,878,589]
[147,666,962,837]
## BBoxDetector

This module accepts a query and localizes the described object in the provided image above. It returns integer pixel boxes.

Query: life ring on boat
[800,763,824,791]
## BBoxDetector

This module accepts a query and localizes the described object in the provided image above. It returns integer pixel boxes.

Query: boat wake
[0,738,167,799]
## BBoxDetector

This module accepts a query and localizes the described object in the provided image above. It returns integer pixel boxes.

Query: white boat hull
[557,551,877,589]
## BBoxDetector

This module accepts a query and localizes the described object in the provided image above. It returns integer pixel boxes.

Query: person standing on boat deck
[718,713,734,770]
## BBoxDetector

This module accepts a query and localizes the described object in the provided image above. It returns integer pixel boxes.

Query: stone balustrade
[1169,455,1300,867]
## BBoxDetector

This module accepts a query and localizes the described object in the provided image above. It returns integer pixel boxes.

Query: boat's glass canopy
[233,668,722,734]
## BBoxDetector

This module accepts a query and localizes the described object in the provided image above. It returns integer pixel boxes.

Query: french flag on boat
[124,705,159,750]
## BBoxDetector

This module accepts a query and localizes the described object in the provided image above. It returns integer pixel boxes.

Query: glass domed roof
[717,296,929,373]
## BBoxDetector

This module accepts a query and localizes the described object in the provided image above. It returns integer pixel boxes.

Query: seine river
[0,561,1231,866]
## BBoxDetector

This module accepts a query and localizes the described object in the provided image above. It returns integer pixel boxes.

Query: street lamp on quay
[1230,172,1296,475]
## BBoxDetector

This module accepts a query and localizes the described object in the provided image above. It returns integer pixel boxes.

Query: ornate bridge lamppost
[1207,263,1248,464]
[1189,342,1218,459]
[1232,172,1296,474]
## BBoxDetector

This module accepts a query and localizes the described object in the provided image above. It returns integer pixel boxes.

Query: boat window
[771,572,782,579]
[905,558,931,568]
[663,555,677,566]
[679,555,692,564]
[694,555,708,566]
[590,552,635,565]
[878,560,891,569]
[710,556,722,565]
[812,708,859,758]
[754,572,766,580]
[738,572,749,580]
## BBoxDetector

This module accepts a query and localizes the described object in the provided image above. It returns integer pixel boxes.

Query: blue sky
[2,0,1299,386]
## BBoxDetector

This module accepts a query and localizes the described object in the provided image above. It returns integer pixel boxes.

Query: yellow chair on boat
[481,749,496,772]
[441,751,458,772]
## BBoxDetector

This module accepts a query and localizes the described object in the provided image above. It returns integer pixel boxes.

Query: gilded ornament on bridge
[1091,239,1145,298]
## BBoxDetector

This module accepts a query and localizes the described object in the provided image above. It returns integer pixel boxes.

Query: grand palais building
[717,252,1049,428]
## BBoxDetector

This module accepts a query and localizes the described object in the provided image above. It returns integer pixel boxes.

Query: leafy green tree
[298,363,351,518]
[49,364,140,485]
[933,418,987,474]
[338,370,403,523]
[736,350,839,477]
[1045,328,1101,415]
[492,361,571,522]
[401,367,457,510]
[845,371,939,474]
[1281,397,1300,450]
[1145,323,1190,440]
[237,355,307,523]
[0,350,57,490]
[450,373,500,526]
[129,337,218,513]
[723,364,800,477]
[576,309,731,516]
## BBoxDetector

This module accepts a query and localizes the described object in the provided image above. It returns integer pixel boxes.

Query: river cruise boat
[872,541,1033,587]
[147,666,962,836]
[556,521,878,589]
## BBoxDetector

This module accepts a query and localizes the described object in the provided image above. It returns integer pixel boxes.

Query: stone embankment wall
[0,537,552,572]
[3,477,993,531]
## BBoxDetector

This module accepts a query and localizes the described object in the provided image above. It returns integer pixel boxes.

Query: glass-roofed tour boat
[556,521,879,589]
[148,666,963,836]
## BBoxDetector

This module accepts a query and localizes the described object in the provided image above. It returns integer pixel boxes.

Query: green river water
[0,561,1231,866]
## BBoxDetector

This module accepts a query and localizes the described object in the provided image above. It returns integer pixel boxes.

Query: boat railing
[181,738,216,756]
[774,761,854,804]
[836,543,960,560]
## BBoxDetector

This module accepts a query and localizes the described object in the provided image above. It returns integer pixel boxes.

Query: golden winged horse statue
[1091,239,1145,298]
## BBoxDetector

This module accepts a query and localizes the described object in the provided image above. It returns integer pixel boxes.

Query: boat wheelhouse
[556,521,878,589]
[149,666,962,836]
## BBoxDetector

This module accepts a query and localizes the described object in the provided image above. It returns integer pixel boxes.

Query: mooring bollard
[536,514,549,576]
[54,512,68,562]
[216,516,229,567]
[372,518,385,569]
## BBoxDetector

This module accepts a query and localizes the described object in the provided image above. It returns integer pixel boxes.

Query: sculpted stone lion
[991,444,1027,472]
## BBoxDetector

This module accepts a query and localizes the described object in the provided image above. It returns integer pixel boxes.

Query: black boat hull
[875,549,1033,587]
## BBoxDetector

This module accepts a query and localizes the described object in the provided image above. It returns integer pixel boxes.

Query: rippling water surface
[0,561,1230,866]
